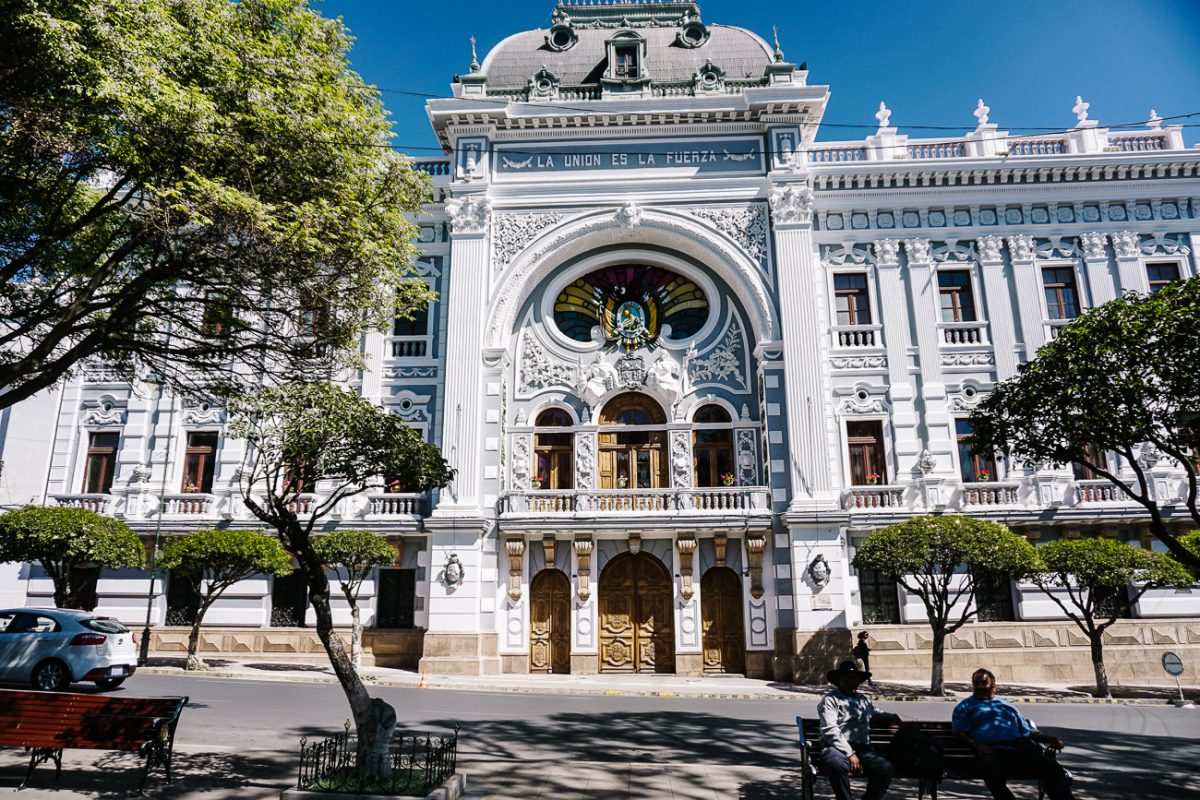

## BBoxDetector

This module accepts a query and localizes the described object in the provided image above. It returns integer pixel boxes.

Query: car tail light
[69,632,107,646]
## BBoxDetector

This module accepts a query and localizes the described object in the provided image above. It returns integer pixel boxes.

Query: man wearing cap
[817,659,900,800]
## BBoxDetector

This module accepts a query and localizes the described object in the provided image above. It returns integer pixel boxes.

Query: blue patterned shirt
[952,695,1034,745]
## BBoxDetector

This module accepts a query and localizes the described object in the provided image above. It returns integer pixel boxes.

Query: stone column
[1006,235,1046,362]
[769,180,839,508]
[976,236,1020,380]
[1079,233,1116,307]
[903,239,955,474]
[1112,231,1150,294]
[872,239,921,477]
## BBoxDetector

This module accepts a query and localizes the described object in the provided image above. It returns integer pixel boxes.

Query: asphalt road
[2,674,1198,798]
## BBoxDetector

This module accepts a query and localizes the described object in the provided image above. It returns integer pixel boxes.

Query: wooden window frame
[1041,265,1080,320]
[598,393,668,490]
[833,273,872,326]
[182,431,219,494]
[83,432,120,494]
[956,419,997,482]
[534,409,574,491]
[937,269,977,322]
[1145,260,1182,293]
[846,420,887,486]
[692,404,734,488]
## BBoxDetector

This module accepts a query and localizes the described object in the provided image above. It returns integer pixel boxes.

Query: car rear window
[81,617,130,634]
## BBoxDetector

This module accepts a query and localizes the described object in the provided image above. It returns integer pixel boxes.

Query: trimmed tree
[0,0,433,409]
[852,515,1039,695]
[315,530,398,669]
[1026,537,1192,698]
[969,279,1200,571]
[0,506,144,608]
[228,382,452,785]
[158,528,292,671]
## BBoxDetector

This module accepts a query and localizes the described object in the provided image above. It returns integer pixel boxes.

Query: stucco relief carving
[1139,233,1190,256]
[81,362,126,384]
[493,212,564,269]
[575,357,618,407]
[686,313,749,391]
[1035,237,1079,259]
[688,204,769,268]
[932,241,975,263]
[837,396,886,416]
[511,433,533,491]
[822,244,875,267]
[575,433,596,490]
[670,430,692,489]
[81,398,125,428]
[977,235,1004,263]
[942,352,995,367]
[614,201,643,228]
[445,194,491,234]
[383,366,437,379]
[947,392,985,412]
[1109,231,1139,259]
[646,352,684,410]
[1079,232,1109,260]
[768,182,815,225]
[1007,235,1036,262]
[129,464,153,484]
[903,238,932,264]
[873,238,901,266]
[181,400,223,426]
[831,355,887,370]
[736,429,758,486]
[519,333,576,394]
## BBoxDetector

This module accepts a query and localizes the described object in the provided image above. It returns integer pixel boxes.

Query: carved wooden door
[529,570,571,674]
[599,552,674,673]
[701,567,745,674]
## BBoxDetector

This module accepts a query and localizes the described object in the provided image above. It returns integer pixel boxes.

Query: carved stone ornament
[574,356,617,408]
[745,534,766,600]
[838,395,885,416]
[445,194,491,234]
[1139,233,1191,256]
[713,532,728,567]
[736,429,758,486]
[614,201,643,228]
[1079,232,1109,260]
[81,398,125,428]
[873,238,901,266]
[677,536,698,600]
[1035,237,1079,260]
[181,401,224,427]
[808,554,831,589]
[505,538,526,602]
[822,244,875,268]
[947,392,984,412]
[493,212,564,270]
[644,351,684,407]
[687,314,749,391]
[1137,445,1162,470]
[1006,235,1036,262]
[519,333,576,395]
[670,430,692,489]
[441,553,465,590]
[541,534,557,570]
[977,236,1004,263]
[628,532,642,555]
[575,433,596,490]
[768,182,815,225]
[129,464,153,484]
[1110,231,1139,259]
[941,352,995,367]
[615,352,647,389]
[932,241,976,263]
[903,238,932,264]
[689,204,769,268]
[511,433,533,491]
[573,537,594,601]
[917,449,937,476]
[831,355,887,371]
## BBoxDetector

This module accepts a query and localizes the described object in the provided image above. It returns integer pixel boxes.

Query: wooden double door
[529,570,572,673]
[701,567,745,674]
[598,552,675,673]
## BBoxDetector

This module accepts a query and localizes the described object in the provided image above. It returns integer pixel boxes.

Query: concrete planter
[281,772,466,800]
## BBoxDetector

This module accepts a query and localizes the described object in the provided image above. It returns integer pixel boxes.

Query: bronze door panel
[599,552,674,674]
[530,570,572,673]
[701,567,745,674]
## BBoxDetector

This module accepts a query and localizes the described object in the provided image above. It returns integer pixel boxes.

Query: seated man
[817,658,900,800]
[952,668,1075,800]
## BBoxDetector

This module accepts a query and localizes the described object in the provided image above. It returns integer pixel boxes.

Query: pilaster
[872,239,921,476]
[1006,235,1046,361]
[1112,231,1150,294]
[977,236,1019,380]
[1079,232,1117,307]
[419,516,500,675]
[903,239,954,473]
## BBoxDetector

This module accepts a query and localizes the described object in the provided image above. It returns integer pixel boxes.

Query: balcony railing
[387,336,432,359]
[939,321,989,346]
[365,492,428,517]
[832,325,881,348]
[960,482,1022,507]
[162,493,215,516]
[1045,318,1073,340]
[843,485,906,511]
[503,486,771,516]
[51,494,114,515]
[1074,479,1128,504]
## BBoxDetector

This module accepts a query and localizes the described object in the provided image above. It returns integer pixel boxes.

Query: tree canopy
[0,505,145,607]
[0,0,433,408]
[969,279,1200,570]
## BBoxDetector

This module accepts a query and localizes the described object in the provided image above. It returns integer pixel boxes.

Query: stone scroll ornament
[677,536,698,600]
[505,538,526,602]
[745,534,766,599]
[573,538,594,601]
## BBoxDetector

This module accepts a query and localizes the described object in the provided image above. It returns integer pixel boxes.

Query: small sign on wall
[812,594,834,610]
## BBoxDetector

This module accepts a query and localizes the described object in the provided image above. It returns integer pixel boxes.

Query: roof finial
[772,26,784,63]
[974,98,990,128]
[1147,108,1163,130]
[876,101,892,130]
[469,36,479,73]
[1072,95,1090,126]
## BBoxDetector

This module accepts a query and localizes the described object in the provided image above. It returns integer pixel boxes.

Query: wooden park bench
[0,689,188,793]
[797,716,1058,800]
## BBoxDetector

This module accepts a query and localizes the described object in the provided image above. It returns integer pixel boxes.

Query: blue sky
[317,0,1200,154]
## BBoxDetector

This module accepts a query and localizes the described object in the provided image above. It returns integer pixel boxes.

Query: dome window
[692,60,725,94]
[528,66,560,101]
[676,20,709,49]
[546,23,576,52]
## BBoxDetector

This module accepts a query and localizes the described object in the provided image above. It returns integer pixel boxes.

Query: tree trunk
[51,575,70,609]
[185,610,208,671]
[1089,635,1110,698]
[930,629,946,696]
[350,603,362,671]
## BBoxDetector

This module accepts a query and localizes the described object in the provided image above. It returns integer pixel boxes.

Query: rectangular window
[1072,443,1105,480]
[956,419,997,482]
[83,432,120,494]
[392,306,430,337]
[615,47,639,78]
[973,571,1015,622]
[202,292,235,337]
[1146,262,1181,293]
[182,432,218,493]
[1042,267,1080,320]
[377,568,416,628]
[270,570,307,627]
[858,568,900,624]
[846,420,887,486]
[834,274,871,326]
[938,270,977,322]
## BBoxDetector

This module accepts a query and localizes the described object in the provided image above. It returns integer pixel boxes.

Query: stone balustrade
[503,486,771,516]
[50,494,113,515]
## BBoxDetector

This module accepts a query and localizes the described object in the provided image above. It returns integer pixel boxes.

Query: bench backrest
[0,690,188,751]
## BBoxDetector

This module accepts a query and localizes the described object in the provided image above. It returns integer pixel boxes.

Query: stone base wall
[778,619,1200,687]
[418,633,500,676]
[150,626,425,668]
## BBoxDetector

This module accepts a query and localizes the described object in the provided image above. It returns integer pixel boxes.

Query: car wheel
[95,677,125,691]
[32,660,71,692]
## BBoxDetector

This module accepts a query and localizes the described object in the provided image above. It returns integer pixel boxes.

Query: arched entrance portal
[701,567,745,674]
[598,552,675,673]
[529,570,571,674]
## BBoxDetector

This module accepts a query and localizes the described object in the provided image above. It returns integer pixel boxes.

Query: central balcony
[502,486,771,517]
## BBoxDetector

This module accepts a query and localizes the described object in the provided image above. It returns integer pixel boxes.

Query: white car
[0,608,138,691]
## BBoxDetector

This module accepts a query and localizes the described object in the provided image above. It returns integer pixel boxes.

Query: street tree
[158,528,292,671]
[1025,537,1191,697]
[968,280,1200,571]
[0,0,433,409]
[314,530,397,669]
[0,506,144,608]
[852,515,1039,695]
[227,382,452,784]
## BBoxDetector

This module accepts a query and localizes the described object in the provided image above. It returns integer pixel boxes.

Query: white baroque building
[2,1,1198,684]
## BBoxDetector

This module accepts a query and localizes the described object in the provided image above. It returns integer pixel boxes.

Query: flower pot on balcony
[616,478,628,489]
[721,477,736,487]
[865,477,878,485]
[976,473,991,482]
[530,480,542,490]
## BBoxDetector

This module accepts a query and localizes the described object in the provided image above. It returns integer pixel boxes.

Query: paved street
[1,674,1197,798]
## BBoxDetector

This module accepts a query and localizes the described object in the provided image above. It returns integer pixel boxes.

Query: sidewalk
[138,657,1196,704]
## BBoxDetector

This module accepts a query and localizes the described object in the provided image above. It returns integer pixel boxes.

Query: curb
[137,667,1181,705]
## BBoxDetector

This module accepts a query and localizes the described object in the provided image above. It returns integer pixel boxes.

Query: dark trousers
[822,746,893,800]
[974,745,1074,800]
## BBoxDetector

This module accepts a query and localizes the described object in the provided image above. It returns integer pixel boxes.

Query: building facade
[2,1,1198,684]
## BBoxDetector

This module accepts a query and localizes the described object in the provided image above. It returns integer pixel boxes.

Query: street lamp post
[138,375,175,666]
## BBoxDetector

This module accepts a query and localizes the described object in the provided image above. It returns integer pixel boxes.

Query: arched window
[598,393,667,490]
[535,409,574,490]
[693,404,734,487]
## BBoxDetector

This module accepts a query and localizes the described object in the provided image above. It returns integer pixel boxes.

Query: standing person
[852,632,874,686]
[952,668,1075,800]
[817,659,900,800]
